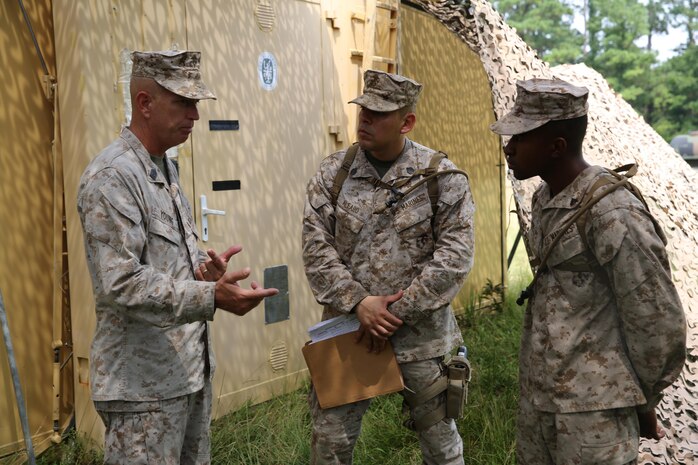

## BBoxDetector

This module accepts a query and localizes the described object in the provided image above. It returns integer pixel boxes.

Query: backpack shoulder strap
[574,163,662,248]
[427,151,447,216]
[574,175,616,248]
[330,143,359,207]
[517,164,639,305]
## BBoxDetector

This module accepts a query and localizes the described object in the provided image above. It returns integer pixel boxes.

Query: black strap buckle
[516,287,532,306]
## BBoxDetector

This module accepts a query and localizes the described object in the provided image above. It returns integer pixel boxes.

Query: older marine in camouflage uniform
[303,70,475,464]
[78,50,276,465]
[491,78,686,465]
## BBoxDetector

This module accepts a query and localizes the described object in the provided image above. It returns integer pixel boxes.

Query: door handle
[200,194,225,242]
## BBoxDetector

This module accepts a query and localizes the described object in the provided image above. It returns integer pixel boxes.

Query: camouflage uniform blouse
[77,128,215,402]
[302,140,475,362]
[522,165,686,413]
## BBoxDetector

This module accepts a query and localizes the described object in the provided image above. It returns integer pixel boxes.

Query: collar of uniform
[120,127,168,185]
[541,165,606,210]
[351,139,416,182]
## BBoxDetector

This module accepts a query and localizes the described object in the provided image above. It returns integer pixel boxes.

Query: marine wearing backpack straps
[330,143,360,206]
[330,145,457,219]
[574,164,664,247]
[517,163,661,305]
[426,152,447,216]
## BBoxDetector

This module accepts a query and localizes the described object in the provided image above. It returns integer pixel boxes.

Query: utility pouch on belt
[446,346,471,419]
[402,347,471,431]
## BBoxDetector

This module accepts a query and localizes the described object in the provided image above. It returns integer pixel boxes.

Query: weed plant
[26,239,532,465]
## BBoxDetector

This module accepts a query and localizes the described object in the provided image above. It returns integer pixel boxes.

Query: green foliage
[584,0,658,115]
[646,0,671,50]
[31,430,102,465]
[493,0,698,140]
[493,0,584,65]
[30,282,528,465]
[668,0,698,47]
[649,45,698,139]
[210,389,312,465]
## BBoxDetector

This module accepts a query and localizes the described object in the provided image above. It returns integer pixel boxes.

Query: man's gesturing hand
[196,245,241,282]
[214,267,278,316]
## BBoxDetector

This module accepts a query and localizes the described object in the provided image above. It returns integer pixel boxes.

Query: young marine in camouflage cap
[77,50,277,464]
[302,69,475,464]
[491,78,686,465]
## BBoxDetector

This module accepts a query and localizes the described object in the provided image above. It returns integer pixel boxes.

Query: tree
[646,0,670,51]
[584,0,656,116]
[493,0,696,142]
[650,45,698,139]
[493,0,584,65]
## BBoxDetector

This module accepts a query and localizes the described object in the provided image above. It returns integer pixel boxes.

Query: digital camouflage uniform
[518,166,686,465]
[302,70,475,465]
[78,50,217,465]
[491,79,687,465]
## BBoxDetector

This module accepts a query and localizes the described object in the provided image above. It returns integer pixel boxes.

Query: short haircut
[542,115,588,152]
[399,103,416,117]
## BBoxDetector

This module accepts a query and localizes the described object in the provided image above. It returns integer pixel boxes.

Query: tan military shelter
[1,0,507,459]
[3,0,694,462]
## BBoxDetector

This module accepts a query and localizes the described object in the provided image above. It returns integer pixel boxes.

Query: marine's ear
[550,136,568,158]
[400,113,416,135]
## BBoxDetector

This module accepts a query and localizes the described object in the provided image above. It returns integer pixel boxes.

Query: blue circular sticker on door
[258,52,278,91]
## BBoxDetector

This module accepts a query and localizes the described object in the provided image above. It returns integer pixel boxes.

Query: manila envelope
[302,330,404,409]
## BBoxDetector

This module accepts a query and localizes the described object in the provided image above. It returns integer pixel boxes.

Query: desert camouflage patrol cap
[131,50,216,100]
[490,78,588,135]
[349,69,422,112]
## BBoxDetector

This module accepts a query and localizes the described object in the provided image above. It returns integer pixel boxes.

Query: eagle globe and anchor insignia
[258,51,278,91]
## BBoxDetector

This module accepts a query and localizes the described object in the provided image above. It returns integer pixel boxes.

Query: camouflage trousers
[95,380,212,465]
[309,357,464,465]
[517,395,639,465]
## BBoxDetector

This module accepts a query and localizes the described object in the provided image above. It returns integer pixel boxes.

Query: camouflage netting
[410,1,698,463]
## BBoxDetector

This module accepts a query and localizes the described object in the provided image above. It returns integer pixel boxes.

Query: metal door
[186,0,327,418]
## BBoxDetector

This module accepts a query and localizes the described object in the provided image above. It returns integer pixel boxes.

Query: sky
[568,1,684,63]
[650,27,684,62]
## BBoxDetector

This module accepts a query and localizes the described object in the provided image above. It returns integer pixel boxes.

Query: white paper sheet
[308,314,360,343]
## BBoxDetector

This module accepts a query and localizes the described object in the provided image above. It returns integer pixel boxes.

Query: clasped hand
[355,291,404,353]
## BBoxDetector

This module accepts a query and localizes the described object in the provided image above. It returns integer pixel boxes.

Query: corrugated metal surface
[0,0,74,460]
[401,5,506,301]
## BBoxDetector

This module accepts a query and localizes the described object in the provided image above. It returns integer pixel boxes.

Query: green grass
[205,295,524,465]
[204,216,532,464]
[27,226,532,465]
[26,290,525,465]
